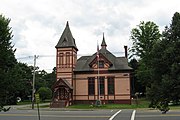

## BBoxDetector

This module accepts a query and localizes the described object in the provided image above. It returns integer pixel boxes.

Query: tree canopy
[129,21,161,88]
[147,12,180,108]
[129,12,180,112]
[0,14,56,111]
[0,14,17,107]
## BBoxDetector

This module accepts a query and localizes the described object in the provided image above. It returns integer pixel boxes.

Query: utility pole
[32,55,38,109]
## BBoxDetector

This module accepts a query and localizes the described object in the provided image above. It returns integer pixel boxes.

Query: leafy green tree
[129,21,161,88]
[129,59,145,96]
[35,67,56,91]
[37,87,52,102]
[35,69,48,90]
[42,67,56,89]
[13,62,33,100]
[130,21,161,59]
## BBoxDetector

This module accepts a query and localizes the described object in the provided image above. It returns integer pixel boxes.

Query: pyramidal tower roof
[55,21,78,50]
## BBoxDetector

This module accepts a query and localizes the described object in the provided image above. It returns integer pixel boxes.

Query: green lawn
[68,99,180,110]
[169,105,180,110]
[17,98,180,110]
[17,100,32,105]
[68,98,150,109]
[17,99,51,105]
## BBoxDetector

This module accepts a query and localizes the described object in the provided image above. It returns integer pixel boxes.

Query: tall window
[88,77,95,95]
[99,61,104,68]
[108,77,114,95]
[99,76,105,95]
[59,53,63,67]
[66,52,70,67]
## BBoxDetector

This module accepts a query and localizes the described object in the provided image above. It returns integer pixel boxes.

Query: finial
[66,21,69,26]
[103,32,105,40]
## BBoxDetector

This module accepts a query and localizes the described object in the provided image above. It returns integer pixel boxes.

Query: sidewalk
[5,103,50,110]
[6,103,92,111]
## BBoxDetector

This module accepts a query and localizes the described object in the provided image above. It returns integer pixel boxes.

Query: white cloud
[1,0,180,72]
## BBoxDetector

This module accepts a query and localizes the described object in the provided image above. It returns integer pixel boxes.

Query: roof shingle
[55,21,78,50]
[74,47,132,72]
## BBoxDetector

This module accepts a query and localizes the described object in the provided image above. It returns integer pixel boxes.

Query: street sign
[35,94,40,103]
[35,93,41,120]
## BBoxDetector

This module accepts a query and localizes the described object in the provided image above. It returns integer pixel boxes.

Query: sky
[1,0,180,73]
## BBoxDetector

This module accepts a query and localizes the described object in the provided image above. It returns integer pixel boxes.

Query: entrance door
[59,87,69,100]
[50,78,73,108]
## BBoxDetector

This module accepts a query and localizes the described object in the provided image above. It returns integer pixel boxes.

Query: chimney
[124,46,128,58]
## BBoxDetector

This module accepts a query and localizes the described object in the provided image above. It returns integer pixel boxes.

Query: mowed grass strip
[68,99,150,109]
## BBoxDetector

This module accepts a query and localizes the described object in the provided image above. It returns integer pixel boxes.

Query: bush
[37,87,52,102]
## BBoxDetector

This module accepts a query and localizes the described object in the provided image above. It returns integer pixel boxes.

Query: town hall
[50,22,133,107]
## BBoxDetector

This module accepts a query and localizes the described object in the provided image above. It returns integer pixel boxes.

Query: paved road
[0,108,180,120]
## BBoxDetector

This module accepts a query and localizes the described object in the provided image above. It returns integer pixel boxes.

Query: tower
[55,21,78,86]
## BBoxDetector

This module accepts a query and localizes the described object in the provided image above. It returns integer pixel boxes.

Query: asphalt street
[0,108,180,120]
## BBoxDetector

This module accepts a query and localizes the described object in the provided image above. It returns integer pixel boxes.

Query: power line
[17,56,34,59]
[16,51,126,72]
[16,51,125,59]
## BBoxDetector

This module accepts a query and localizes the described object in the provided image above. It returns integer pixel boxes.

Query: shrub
[37,87,52,102]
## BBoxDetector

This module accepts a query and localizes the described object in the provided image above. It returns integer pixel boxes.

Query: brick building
[50,22,133,107]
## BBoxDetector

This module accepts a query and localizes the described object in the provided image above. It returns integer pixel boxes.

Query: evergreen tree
[0,14,17,107]
[148,12,180,110]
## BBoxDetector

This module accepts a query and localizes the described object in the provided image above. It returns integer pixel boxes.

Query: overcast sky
[1,0,180,72]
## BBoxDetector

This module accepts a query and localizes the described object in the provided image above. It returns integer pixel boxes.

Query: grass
[68,104,146,109]
[17,99,51,105]
[68,98,150,109]
[169,104,180,110]
[17,100,32,105]
[16,98,180,110]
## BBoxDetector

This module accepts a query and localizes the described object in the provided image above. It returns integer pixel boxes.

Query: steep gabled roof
[52,78,73,89]
[55,21,78,50]
[74,34,132,72]
[74,47,132,72]
[109,57,132,70]
[74,56,94,71]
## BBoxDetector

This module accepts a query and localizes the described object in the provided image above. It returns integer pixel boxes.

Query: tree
[129,21,161,88]
[148,12,180,111]
[35,67,56,91]
[43,67,56,89]
[0,14,17,109]
[130,21,161,59]
[37,87,52,102]
[129,59,145,96]
[35,69,48,91]
[0,14,55,110]
[13,62,33,101]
